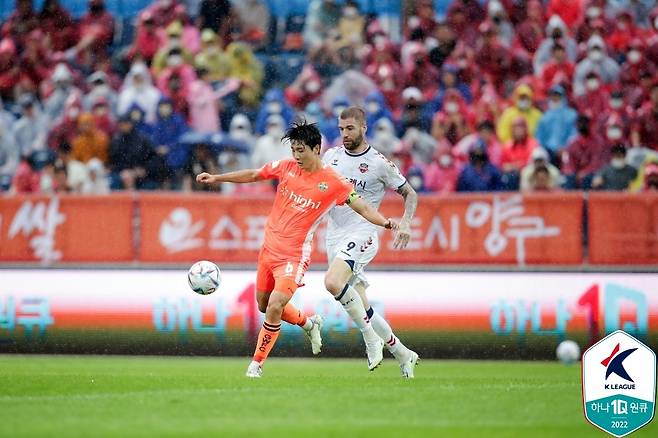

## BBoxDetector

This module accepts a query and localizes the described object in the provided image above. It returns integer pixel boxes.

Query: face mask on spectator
[67,107,80,120]
[517,98,531,110]
[343,7,358,18]
[169,37,181,47]
[266,124,283,137]
[167,55,183,67]
[94,106,107,117]
[159,104,173,117]
[408,175,423,191]
[305,80,320,93]
[206,46,219,55]
[627,50,641,64]
[439,154,452,167]
[610,98,623,109]
[366,102,379,114]
[611,158,625,169]
[607,127,623,140]
[548,98,561,110]
[586,78,600,91]
[267,102,282,114]
[586,7,601,19]
[588,49,603,62]
[445,101,459,113]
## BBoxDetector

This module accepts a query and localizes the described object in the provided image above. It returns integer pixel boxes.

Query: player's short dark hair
[282,120,322,150]
[340,107,366,126]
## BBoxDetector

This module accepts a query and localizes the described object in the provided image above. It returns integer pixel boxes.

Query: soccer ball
[187,261,221,295]
[556,340,581,364]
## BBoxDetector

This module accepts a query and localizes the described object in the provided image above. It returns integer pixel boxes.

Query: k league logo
[582,331,656,437]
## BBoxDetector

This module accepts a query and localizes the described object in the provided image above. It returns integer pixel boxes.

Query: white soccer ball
[187,261,221,295]
[556,340,581,364]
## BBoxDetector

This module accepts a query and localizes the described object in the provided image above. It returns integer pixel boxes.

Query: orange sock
[281,303,308,327]
[252,321,281,364]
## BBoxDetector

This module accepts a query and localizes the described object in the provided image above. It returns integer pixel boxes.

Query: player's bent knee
[324,275,343,295]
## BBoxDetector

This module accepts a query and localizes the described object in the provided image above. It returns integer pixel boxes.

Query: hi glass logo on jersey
[582,330,656,437]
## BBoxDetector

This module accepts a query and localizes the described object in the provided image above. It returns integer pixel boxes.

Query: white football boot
[365,337,385,371]
[304,314,324,355]
[399,350,419,378]
[245,360,263,378]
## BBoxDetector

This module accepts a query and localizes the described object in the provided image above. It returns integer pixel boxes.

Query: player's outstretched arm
[394,182,418,249]
[347,193,398,230]
[196,169,263,185]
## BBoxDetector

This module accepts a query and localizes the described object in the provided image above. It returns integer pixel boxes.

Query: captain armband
[346,191,360,205]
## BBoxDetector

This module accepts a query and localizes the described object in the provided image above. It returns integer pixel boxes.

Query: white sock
[301,318,313,331]
[369,307,409,360]
[336,285,379,342]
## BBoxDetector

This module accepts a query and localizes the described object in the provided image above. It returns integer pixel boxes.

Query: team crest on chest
[318,182,328,191]
[331,158,339,166]
[359,163,369,173]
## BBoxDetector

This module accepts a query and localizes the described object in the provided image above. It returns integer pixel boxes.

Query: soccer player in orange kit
[196,121,398,377]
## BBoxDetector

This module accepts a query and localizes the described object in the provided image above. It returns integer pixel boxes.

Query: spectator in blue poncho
[535,85,578,157]
[364,90,394,129]
[151,98,189,184]
[254,88,296,135]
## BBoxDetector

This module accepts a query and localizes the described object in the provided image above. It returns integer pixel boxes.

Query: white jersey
[322,145,406,238]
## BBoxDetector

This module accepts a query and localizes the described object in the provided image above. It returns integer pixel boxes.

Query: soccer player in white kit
[322,107,420,377]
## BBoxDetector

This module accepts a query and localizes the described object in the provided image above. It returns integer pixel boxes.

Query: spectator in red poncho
[19,30,52,92]
[627,69,656,108]
[129,11,161,64]
[547,0,585,29]
[48,94,82,151]
[156,47,197,98]
[449,0,486,27]
[1,0,38,50]
[363,39,403,111]
[539,43,575,94]
[0,39,19,100]
[619,39,657,93]
[39,0,78,52]
[10,155,41,194]
[631,82,658,150]
[500,117,538,189]
[446,4,480,48]
[562,114,610,189]
[514,0,545,55]
[405,0,436,40]
[606,11,644,56]
[424,146,461,193]
[431,89,474,146]
[78,0,115,54]
[284,64,323,111]
[646,7,658,66]
[598,90,634,135]
[576,1,615,43]
[402,43,439,100]
[574,71,611,120]
[474,21,512,94]
[144,0,180,28]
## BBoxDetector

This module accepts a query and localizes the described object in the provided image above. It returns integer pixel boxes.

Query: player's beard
[343,132,364,151]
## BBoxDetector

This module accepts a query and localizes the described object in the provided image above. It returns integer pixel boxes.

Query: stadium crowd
[1,0,658,194]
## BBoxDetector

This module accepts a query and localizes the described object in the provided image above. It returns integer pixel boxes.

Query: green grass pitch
[0,355,656,437]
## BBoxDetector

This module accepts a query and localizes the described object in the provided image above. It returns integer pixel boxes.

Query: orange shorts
[256,247,309,295]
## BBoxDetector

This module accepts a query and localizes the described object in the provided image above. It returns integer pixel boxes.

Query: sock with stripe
[281,303,313,331]
[252,321,281,364]
[336,284,379,343]
[367,307,410,361]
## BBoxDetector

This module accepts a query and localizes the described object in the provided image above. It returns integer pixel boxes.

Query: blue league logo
[583,331,656,437]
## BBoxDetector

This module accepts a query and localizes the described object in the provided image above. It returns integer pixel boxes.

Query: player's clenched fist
[196,172,214,184]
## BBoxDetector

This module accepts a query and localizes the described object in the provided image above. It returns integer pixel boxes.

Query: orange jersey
[258,158,354,261]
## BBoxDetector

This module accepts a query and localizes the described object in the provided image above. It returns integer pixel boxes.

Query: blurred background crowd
[1,0,658,195]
